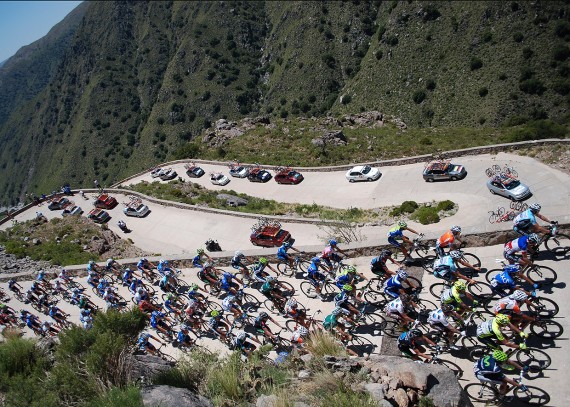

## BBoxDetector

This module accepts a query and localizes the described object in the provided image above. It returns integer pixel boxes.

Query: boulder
[130,354,175,382]
[141,385,212,407]
[298,370,311,379]
[256,394,279,407]
[216,194,248,207]
[392,388,409,407]
[364,383,385,403]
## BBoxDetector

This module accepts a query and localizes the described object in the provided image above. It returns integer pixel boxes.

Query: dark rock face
[141,385,213,407]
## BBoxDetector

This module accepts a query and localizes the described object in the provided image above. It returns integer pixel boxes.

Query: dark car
[248,168,272,183]
[94,194,118,209]
[423,161,467,182]
[250,225,294,247]
[184,163,205,178]
[87,208,111,224]
[48,197,72,211]
[274,168,304,185]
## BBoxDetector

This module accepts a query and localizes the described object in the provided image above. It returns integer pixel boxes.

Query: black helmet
[409,329,422,338]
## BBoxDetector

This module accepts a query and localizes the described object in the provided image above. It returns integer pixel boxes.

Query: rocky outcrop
[311,130,348,147]
[0,245,59,277]
[129,354,175,382]
[141,385,212,407]
[216,194,248,207]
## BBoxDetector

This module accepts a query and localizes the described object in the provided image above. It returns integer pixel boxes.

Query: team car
[184,163,205,178]
[345,165,381,182]
[229,163,250,178]
[150,168,164,178]
[423,160,467,182]
[62,205,83,216]
[210,172,231,186]
[274,167,304,185]
[250,225,294,247]
[123,198,150,218]
[48,197,72,211]
[487,174,532,201]
[159,168,177,181]
[248,167,272,183]
[94,194,118,209]
[87,208,111,224]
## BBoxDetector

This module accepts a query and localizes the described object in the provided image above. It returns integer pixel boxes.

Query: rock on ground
[141,385,212,407]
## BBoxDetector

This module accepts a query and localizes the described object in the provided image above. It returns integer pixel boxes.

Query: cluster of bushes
[390,200,456,225]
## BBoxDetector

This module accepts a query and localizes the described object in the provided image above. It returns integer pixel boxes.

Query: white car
[345,165,382,182]
[150,168,164,178]
[62,205,83,216]
[229,165,250,178]
[123,202,150,217]
[210,173,230,186]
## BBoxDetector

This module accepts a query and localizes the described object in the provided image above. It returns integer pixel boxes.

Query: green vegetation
[389,200,456,225]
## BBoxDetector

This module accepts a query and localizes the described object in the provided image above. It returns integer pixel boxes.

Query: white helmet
[510,290,528,302]
[451,225,461,234]
[235,251,243,257]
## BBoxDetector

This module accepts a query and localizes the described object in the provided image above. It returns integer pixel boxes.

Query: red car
[94,193,118,209]
[250,225,294,247]
[87,208,111,224]
[274,168,304,185]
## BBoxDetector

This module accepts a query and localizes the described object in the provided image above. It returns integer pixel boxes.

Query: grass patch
[305,330,347,358]
[302,370,376,407]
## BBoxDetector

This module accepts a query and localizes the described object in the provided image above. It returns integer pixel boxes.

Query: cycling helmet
[398,221,407,228]
[441,304,454,313]
[342,284,353,292]
[283,241,291,248]
[189,283,199,291]
[298,327,309,337]
[529,203,541,214]
[137,288,144,295]
[346,265,357,274]
[409,329,422,338]
[124,267,131,272]
[181,324,190,331]
[510,290,528,302]
[493,349,508,362]
[380,249,392,258]
[259,311,269,319]
[197,248,204,255]
[266,276,276,283]
[397,269,408,279]
[286,298,297,307]
[329,239,338,246]
[237,332,247,341]
[140,257,147,262]
[227,295,236,303]
[528,233,540,245]
[454,281,467,292]
[311,257,321,264]
[331,306,344,316]
[495,314,510,326]
[259,257,268,265]
[449,250,462,259]
[210,310,220,317]
[451,225,461,234]
[235,251,243,257]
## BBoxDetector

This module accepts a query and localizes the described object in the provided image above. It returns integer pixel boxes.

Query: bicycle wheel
[468,345,488,362]
[513,386,550,406]
[203,282,221,296]
[492,164,501,173]
[403,276,422,294]
[436,359,463,379]
[358,313,386,337]
[465,383,498,403]
[286,319,301,332]
[382,320,401,338]
[467,282,495,300]
[264,299,280,315]
[488,212,497,224]
[363,290,386,304]
[278,281,295,297]
[516,348,551,371]
[367,278,385,295]
[205,300,222,313]
[485,269,503,284]
[276,262,295,277]
[458,253,481,274]
[422,257,435,274]
[298,259,310,273]
[240,293,260,310]
[414,244,433,258]
[300,282,318,299]
[323,282,339,296]
[526,265,557,285]
[530,319,563,339]
[544,233,570,256]
[429,282,449,298]
[485,168,494,177]
[531,297,559,319]
[415,298,437,311]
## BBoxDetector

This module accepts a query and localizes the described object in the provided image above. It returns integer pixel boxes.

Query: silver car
[487,176,531,201]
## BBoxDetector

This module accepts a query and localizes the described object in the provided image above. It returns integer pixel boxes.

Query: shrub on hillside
[411,206,440,225]
[505,120,567,142]
[470,57,483,70]
[519,78,546,95]
[390,200,418,216]
[413,90,426,104]
[436,200,455,212]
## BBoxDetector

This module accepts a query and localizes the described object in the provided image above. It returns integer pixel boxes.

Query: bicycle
[276,255,310,277]
[427,346,464,379]
[485,262,557,287]
[410,234,435,259]
[535,221,569,257]
[468,341,552,371]
[285,309,323,332]
[464,371,549,406]
[300,277,338,299]
[226,307,255,332]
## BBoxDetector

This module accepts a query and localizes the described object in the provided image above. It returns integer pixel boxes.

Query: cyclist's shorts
[308,277,322,287]
[277,255,289,262]
[513,223,531,236]
[231,262,244,270]
[429,321,447,332]
[503,252,521,264]
[384,288,400,299]
[388,236,402,247]
[433,267,453,281]
[475,372,504,385]
[221,281,238,291]
[255,327,265,334]
[477,336,499,349]
[397,343,414,358]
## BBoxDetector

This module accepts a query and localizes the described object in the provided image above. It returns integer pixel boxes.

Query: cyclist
[137,332,162,356]
[513,203,552,236]
[276,241,302,269]
[86,271,100,288]
[183,298,204,330]
[120,268,137,286]
[164,293,184,319]
[489,264,535,297]
[197,262,220,287]
[176,325,195,349]
[290,326,310,353]
[334,285,363,320]
[432,250,478,284]
[323,306,353,342]
[385,294,417,328]
[387,221,420,261]
[383,269,417,299]
[105,258,120,274]
[158,271,177,293]
[208,310,229,342]
[23,311,42,335]
[221,295,242,320]
[477,314,528,350]
[103,287,122,309]
[186,283,207,303]
[78,294,97,312]
[81,314,93,330]
[220,270,243,297]
[58,268,73,285]
[133,286,149,304]
[8,279,23,297]
[254,311,283,344]
[284,297,308,328]
[48,304,68,327]
[440,281,478,316]
[435,226,463,257]
[96,279,111,297]
[150,310,174,338]
[370,250,401,281]
[335,265,367,294]
[129,278,145,296]
[321,239,347,272]
[427,304,464,349]
[251,257,278,283]
[70,288,83,306]
[474,350,528,396]
[192,248,212,268]
[493,290,536,331]
[137,257,156,280]
[504,233,540,270]
[234,331,262,358]
[157,259,171,276]
[30,281,46,297]
[231,251,252,277]
[306,257,327,300]
[86,260,101,275]
[397,328,436,362]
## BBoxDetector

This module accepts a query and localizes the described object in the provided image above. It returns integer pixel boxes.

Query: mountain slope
[0,1,568,206]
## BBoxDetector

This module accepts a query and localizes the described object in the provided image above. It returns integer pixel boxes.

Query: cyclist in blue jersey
[277,241,303,268]
[192,248,212,268]
[513,203,552,236]
[251,257,278,283]
[176,325,195,349]
[383,269,417,298]
[397,329,435,362]
[137,257,156,280]
[306,257,327,300]
[490,264,537,296]
[474,351,528,396]
[387,221,420,261]
[504,234,539,268]
[157,259,171,276]
[138,332,162,355]
[432,250,478,284]
[220,270,243,296]
[370,250,401,281]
